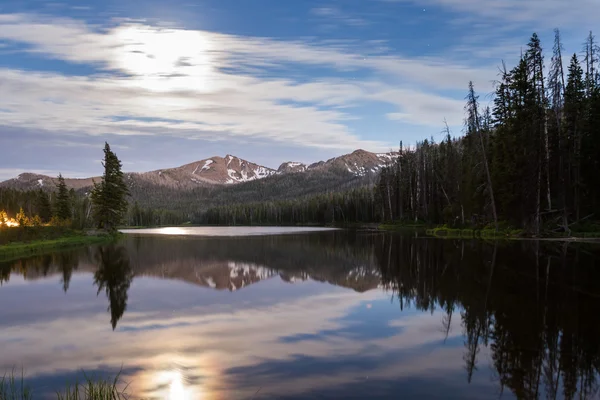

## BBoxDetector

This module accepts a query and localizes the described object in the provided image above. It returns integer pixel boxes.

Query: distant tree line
[125,167,374,216]
[376,30,600,234]
[193,187,380,225]
[127,202,187,227]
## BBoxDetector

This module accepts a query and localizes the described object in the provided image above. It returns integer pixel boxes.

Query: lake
[1,227,600,399]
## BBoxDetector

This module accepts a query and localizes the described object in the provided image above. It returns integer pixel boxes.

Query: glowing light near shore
[4,218,19,227]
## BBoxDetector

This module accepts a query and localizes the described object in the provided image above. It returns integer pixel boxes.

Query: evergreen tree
[91,142,130,232]
[548,29,567,227]
[54,173,72,221]
[564,54,585,220]
[526,33,551,213]
[36,189,52,223]
[465,81,498,231]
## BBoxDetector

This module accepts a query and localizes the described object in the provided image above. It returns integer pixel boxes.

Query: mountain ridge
[0,149,398,191]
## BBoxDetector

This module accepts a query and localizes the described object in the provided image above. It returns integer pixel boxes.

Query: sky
[0,0,597,179]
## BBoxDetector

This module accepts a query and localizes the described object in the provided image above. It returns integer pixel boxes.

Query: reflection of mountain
[1,232,382,293]
[151,260,279,291]
[154,261,382,293]
[125,232,382,292]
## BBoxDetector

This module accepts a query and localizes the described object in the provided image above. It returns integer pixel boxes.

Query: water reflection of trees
[377,236,600,400]
[94,245,133,330]
[0,251,85,288]
[0,245,133,330]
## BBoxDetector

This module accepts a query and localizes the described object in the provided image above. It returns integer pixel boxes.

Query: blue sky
[0,0,597,179]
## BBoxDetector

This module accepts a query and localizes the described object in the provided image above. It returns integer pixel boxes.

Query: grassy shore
[0,227,119,261]
[379,221,600,240]
[424,227,524,239]
[1,370,129,400]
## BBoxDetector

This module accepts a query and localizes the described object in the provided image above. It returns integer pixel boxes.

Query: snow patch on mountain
[346,266,381,280]
[201,160,214,171]
[205,277,216,288]
[228,262,275,280]
[277,161,308,174]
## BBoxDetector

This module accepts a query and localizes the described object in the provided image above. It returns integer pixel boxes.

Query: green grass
[1,370,131,400]
[1,369,32,400]
[56,372,130,400]
[379,221,531,239]
[579,232,600,238]
[424,226,524,239]
[0,234,118,262]
[378,222,430,232]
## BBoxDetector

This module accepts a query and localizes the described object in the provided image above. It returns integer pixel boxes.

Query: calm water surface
[1,228,600,399]
[119,226,339,236]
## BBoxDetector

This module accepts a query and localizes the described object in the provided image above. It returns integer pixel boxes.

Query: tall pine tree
[91,142,130,232]
[564,54,585,220]
[54,174,72,221]
[36,189,52,223]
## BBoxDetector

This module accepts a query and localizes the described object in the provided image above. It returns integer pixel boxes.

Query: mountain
[1,173,99,191]
[309,149,398,176]
[132,154,277,188]
[0,149,398,211]
[1,149,397,190]
[0,154,278,191]
[277,162,308,174]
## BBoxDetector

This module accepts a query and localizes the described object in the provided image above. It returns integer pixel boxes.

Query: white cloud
[369,86,466,127]
[311,6,369,27]
[0,13,496,153]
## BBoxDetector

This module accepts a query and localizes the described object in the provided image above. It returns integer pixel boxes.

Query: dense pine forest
[194,187,380,225]
[376,31,600,234]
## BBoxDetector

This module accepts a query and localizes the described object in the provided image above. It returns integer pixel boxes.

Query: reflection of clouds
[0,275,494,398]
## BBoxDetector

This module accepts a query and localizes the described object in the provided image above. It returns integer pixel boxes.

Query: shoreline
[121,223,600,243]
[378,223,600,242]
[0,233,119,262]
[3,224,596,261]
